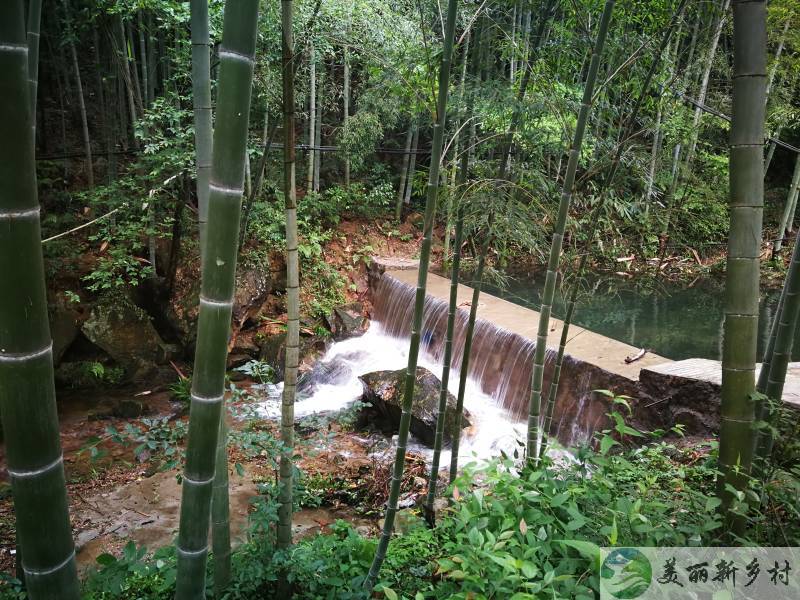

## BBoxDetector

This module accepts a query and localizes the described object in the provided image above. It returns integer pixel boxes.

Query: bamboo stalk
[211,418,231,596]
[684,0,731,173]
[395,123,414,220]
[539,0,688,459]
[404,122,419,206]
[307,44,316,193]
[754,230,800,474]
[63,0,94,189]
[313,61,323,192]
[175,2,259,597]
[343,46,351,186]
[717,0,766,532]
[0,3,80,597]
[364,0,459,589]
[191,0,213,259]
[449,245,488,482]
[278,0,300,554]
[527,0,616,464]
[425,100,474,521]
[26,0,42,132]
[774,154,800,253]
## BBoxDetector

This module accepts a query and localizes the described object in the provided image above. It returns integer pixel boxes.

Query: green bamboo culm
[0,3,81,598]
[717,0,766,533]
[190,1,233,592]
[752,230,800,475]
[364,0,459,590]
[175,2,259,597]
[527,0,616,464]
[538,0,688,459]
[774,154,800,254]
[449,0,559,475]
[449,243,488,483]
[191,0,213,258]
[211,417,231,596]
[278,0,300,553]
[26,0,42,132]
[424,201,465,523]
[497,0,556,173]
[424,18,482,524]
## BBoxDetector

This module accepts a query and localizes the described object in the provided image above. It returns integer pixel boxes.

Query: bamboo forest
[3,0,800,598]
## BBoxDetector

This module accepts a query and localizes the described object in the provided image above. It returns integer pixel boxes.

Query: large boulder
[81,293,170,380]
[359,367,470,447]
[325,302,367,340]
[258,332,328,378]
[166,260,273,351]
[49,302,81,367]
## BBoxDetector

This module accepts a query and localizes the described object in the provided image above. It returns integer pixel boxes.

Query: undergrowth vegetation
[4,407,795,600]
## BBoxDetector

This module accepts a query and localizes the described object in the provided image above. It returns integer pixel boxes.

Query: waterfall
[373,275,614,447]
[256,274,626,464]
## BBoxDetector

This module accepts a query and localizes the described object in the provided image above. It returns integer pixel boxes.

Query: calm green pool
[481,271,787,362]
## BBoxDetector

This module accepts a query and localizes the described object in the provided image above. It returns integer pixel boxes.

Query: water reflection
[481,272,786,361]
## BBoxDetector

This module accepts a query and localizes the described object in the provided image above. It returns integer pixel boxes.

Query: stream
[483,272,790,361]
[257,325,528,467]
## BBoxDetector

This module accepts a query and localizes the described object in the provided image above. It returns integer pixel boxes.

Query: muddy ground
[0,375,430,576]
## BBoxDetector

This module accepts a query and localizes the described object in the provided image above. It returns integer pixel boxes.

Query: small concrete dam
[366,259,800,449]
[260,259,800,466]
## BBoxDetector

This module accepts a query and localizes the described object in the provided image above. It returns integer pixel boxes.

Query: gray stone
[326,303,367,340]
[49,303,80,366]
[359,367,470,447]
[166,263,272,351]
[81,293,168,380]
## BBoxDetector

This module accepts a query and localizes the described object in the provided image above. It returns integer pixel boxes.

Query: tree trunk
[137,10,149,108]
[527,0,615,464]
[306,44,315,193]
[64,0,94,188]
[684,0,731,173]
[395,123,414,220]
[364,0,459,589]
[343,47,350,186]
[278,0,300,555]
[313,61,323,192]
[717,0,766,533]
[174,2,259,597]
[404,122,419,205]
[0,4,81,597]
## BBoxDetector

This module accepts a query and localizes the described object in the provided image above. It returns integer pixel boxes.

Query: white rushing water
[257,323,529,469]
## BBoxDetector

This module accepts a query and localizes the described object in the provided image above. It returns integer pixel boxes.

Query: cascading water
[258,325,528,467]
[372,275,605,447]
[258,274,616,466]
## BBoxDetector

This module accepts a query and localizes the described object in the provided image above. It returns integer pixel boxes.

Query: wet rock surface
[359,367,471,447]
[326,302,367,340]
[638,368,721,434]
